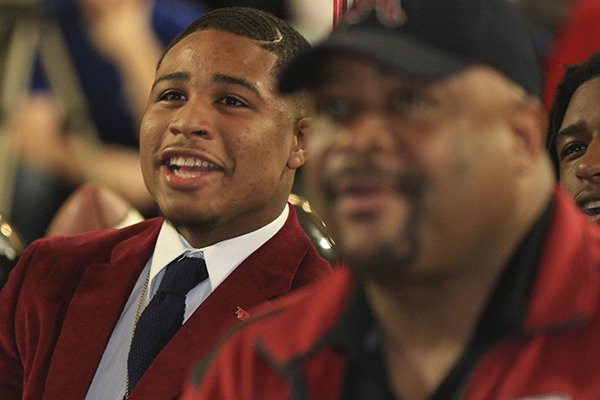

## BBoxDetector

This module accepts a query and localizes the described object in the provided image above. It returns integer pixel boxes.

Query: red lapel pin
[235,306,250,321]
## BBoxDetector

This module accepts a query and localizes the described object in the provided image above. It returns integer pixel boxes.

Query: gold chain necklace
[125,269,151,399]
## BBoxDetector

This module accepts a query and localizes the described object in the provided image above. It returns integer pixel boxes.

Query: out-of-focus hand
[10,94,83,183]
[78,0,154,63]
[77,0,162,122]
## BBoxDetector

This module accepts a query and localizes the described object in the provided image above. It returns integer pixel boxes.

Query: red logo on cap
[346,0,406,26]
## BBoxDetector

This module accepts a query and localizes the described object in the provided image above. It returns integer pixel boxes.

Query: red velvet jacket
[0,206,331,400]
[185,189,600,400]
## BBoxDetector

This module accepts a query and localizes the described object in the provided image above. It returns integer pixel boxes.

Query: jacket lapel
[44,220,162,399]
[130,208,311,399]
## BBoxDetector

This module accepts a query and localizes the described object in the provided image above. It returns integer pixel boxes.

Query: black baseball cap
[279,0,542,98]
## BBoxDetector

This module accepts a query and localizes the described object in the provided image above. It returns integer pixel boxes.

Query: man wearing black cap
[183,0,600,399]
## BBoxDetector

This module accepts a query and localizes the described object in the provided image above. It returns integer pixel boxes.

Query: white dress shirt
[85,205,289,399]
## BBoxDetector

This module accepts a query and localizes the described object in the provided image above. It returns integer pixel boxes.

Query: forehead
[314,54,520,105]
[313,52,467,95]
[312,53,478,109]
[314,53,414,87]
[159,29,279,88]
[562,76,600,127]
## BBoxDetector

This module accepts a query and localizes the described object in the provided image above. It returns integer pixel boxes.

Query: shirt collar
[150,205,289,292]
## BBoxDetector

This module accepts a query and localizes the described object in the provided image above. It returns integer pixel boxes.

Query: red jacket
[184,189,600,399]
[543,0,600,111]
[0,206,331,400]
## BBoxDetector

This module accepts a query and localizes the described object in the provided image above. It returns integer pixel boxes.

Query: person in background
[183,0,600,399]
[537,0,600,111]
[7,0,209,244]
[512,0,600,112]
[0,7,331,400]
[547,50,600,223]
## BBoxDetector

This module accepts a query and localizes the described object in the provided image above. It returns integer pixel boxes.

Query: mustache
[321,159,424,201]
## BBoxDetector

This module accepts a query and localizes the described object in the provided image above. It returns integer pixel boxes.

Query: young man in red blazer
[0,7,331,400]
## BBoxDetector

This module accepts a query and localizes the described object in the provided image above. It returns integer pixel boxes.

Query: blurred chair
[45,183,144,237]
[0,213,24,287]
[288,193,339,265]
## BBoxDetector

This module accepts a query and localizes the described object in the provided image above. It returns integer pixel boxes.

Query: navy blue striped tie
[127,256,208,392]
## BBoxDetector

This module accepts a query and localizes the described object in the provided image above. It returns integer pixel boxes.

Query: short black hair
[157,7,310,79]
[547,51,600,177]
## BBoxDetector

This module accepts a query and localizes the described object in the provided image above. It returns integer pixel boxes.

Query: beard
[342,192,422,285]
[318,157,424,284]
[160,205,219,231]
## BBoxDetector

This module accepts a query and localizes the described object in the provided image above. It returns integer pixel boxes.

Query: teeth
[197,159,212,168]
[582,200,600,216]
[584,200,600,210]
[169,156,215,169]
[172,157,185,167]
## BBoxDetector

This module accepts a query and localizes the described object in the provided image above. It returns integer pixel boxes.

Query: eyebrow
[556,121,588,139]
[213,74,262,98]
[151,72,265,100]
[151,71,190,90]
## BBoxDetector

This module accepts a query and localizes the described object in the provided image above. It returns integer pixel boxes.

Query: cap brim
[279,29,470,94]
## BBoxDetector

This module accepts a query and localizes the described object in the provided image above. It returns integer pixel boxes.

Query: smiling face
[140,29,306,247]
[555,76,600,223]
[304,55,526,282]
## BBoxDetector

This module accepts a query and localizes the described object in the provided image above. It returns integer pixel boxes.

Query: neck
[178,202,288,248]
[366,265,500,341]
[364,262,503,399]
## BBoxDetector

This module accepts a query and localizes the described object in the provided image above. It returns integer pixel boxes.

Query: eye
[316,96,354,122]
[158,90,186,102]
[388,88,435,117]
[216,96,248,108]
[559,141,588,161]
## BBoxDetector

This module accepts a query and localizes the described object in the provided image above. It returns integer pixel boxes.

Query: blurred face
[304,55,522,282]
[555,76,600,223]
[140,30,305,247]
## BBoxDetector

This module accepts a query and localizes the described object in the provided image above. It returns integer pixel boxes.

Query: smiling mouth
[337,184,392,200]
[326,173,421,222]
[328,170,421,200]
[165,156,221,175]
[581,200,600,217]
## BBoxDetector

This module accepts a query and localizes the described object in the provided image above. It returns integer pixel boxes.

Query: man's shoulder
[527,189,600,330]
[544,189,600,272]
[218,268,351,355]
[2,218,163,309]
[34,217,161,251]
[188,268,352,392]
[21,218,163,265]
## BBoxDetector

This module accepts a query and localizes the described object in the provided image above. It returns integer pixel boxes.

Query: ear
[287,117,309,170]
[509,98,547,172]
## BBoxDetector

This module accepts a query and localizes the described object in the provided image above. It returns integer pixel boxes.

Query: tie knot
[158,256,208,296]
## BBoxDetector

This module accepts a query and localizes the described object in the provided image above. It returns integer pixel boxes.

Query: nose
[168,99,212,138]
[576,137,600,182]
[334,112,398,153]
